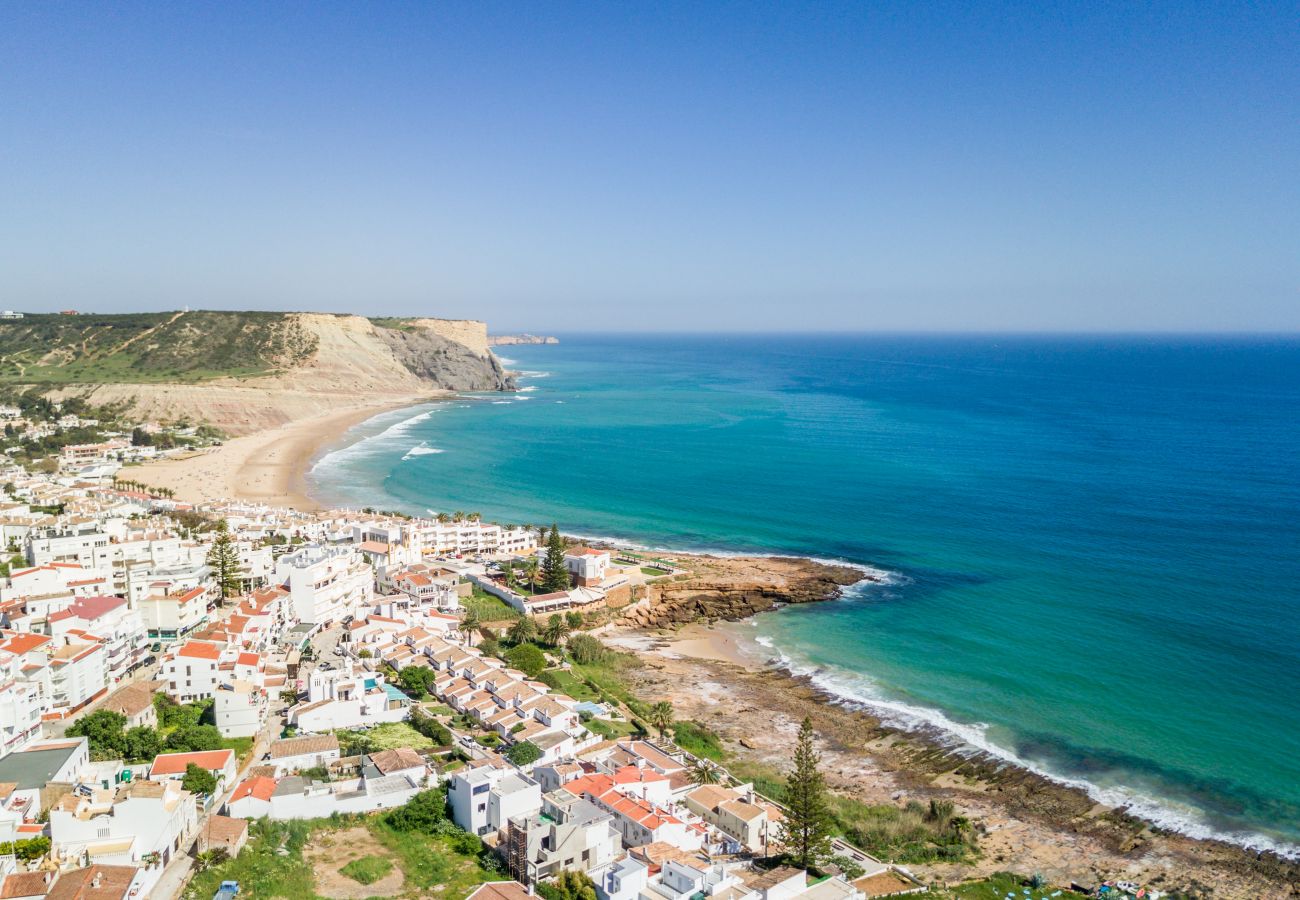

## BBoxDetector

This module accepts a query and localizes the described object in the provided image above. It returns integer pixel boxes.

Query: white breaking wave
[497,356,518,365]
[516,370,551,379]
[401,443,444,461]
[518,386,539,392]
[491,400,512,405]
[748,628,1300,860]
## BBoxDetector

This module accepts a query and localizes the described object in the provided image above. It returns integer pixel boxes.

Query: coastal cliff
[620,554,867,628]
[22,311,514,435]
[488,333,559,345]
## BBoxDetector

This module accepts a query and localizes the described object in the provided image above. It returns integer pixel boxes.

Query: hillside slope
[4,311,514,435]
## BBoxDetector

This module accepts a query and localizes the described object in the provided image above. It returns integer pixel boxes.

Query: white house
[276,545,373,626]
[138,586,210,642]
[288,663,409,732]
[159,640,224,702]
[48,778,197,877]
[47,596,148,685]
[148,749,237,794]
[564,548,611,587]
[265,734,341,776]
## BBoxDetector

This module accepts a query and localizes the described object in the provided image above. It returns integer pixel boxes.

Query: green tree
[537,870,598,900]
[505,740,542,767]
[542,524,569,592]
[507,616,537,646]
[398,666,437,698]
[523,557,541,593]
[565,610,583,630]
[506,643,547,678]
[194,848,230,872]
[779,717,834,869]
[124,726,162,762]
[567,634,608,666]
[165,724,222,752]
[460,608,481,638]
[542,614,570,647]
[181,763,218,796]
[648,701,674,739]
[67,709,127,760]
[385,788,447,832]
[205,519,241,600]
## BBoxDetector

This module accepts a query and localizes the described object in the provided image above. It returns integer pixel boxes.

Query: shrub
[505,643,547,678]
[673,721,724,761]
[505,741,542,767]
[384,788,447,833]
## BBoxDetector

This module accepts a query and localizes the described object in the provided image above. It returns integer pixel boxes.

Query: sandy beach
[602,623,1298,899]
[132,395,436,510]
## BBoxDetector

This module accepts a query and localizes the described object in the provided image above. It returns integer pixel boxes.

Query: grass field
[333,722,436,756]
[932,873,1088,900]
[538,668,599,702]
[463,587,522,622]
[186,815,498,900]
[338,854,393,885]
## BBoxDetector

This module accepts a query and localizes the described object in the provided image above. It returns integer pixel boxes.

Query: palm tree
[648,701,674,740]
[542,614,570,648]
[688,759,722,785]
[523,558,540,593]
[461,608,482,644]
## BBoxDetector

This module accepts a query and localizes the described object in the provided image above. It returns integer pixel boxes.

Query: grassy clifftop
[0,311,317,385]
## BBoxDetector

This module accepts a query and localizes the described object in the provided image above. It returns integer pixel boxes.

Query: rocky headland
[619,553,868,628]
[489,333,560,345]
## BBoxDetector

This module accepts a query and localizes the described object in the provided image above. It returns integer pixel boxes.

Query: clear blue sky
[1,2,1296,331]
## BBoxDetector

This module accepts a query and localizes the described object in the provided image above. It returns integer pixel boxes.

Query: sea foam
[748,619,1300,860]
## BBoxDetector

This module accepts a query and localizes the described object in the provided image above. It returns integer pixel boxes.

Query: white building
[138,586,210,642]
[564,548,611,587]
[47,596,148,685]
[159,640,224,702]
[264,734,341,776]
[49,778,197,880]
[49,640,107,716]
[287,663,409,732]
[276,545,373,626]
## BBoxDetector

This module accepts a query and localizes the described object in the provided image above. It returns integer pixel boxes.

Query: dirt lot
[303,826,406,899]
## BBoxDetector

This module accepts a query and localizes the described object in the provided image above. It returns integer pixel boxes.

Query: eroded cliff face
[375,324,513,392]
[51,312,515,435]
[620,555,868,628]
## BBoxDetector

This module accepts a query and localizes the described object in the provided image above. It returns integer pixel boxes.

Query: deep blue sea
[311,334,1300,853]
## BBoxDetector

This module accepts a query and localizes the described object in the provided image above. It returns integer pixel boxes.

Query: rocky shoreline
[618,553,868,628]
[603,557,1299,899]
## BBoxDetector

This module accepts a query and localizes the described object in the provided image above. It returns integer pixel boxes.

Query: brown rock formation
[620,554,868,628]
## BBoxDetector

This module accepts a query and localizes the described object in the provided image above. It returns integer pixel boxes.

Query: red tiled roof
[1,633,51,655]
[229,775,278,802]
[51,595,127,623]
[176,641,222,661]
[150,749,234,776]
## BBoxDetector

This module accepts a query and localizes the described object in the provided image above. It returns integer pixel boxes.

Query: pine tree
[205,519,241,601]
[779,717,833,869]
[542,524,569,592]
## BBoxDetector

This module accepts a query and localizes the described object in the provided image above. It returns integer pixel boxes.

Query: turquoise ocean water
[310,334,1300,854]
